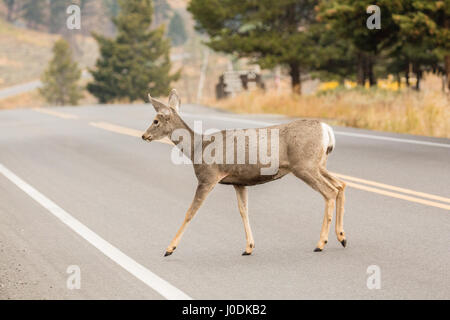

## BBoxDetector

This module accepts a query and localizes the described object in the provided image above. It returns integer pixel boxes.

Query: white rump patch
[321,122,335,153]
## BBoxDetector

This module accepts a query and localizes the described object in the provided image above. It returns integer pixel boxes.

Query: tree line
[3,0,114,34]
[39,0,179,105]
[2,0,181,36]
[37,0,448,106]
[188,0,450,93]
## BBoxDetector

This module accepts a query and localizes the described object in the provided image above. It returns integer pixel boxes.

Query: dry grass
[0,90,44,110]
[0,79,96,109]
[208,74,450,138]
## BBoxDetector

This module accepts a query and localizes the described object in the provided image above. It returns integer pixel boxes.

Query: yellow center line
[90,121,449,211]
[90,121,141,137]
[332,172,450,204]
[344,181,450,211]
[89,121,173,145]
[33,108,78,119]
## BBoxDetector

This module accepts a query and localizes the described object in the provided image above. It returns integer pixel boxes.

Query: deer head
[142,89,181,142]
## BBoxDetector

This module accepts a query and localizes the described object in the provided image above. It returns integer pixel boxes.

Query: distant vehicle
[216,70,265,99]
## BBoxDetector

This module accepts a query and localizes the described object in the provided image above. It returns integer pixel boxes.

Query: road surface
[0,104,449,299]
[0,81,42,100]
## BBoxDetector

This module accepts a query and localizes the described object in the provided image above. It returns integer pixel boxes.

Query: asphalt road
[0,81,42,99]
[0,71,90,100]
[0,103,449,299]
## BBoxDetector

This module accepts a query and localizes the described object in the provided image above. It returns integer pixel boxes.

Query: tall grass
[209,75,450,138]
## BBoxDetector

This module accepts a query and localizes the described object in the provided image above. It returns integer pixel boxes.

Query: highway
[0,71,90,100]
[0,80,42,100]
[0,103,449,299]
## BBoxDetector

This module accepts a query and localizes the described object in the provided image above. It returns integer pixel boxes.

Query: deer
[142,89,347,257]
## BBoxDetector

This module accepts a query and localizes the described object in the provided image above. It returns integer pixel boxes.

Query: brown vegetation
[209,74,450,138]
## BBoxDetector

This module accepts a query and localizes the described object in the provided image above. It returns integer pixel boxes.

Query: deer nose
[142,134,147,140]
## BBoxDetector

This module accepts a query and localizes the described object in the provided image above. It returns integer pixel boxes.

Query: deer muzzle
[141,132,152,141]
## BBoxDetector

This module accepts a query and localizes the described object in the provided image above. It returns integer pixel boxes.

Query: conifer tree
[393,0,450,91]
[39,39,83,106]
[188,0,318,94]
[87,0,179,103]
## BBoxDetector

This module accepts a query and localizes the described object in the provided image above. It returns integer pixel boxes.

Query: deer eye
[153,119,159,125]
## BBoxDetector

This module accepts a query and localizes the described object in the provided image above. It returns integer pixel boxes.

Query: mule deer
[142,89,347,256]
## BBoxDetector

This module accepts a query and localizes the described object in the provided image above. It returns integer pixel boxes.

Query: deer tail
[321,122,335,155]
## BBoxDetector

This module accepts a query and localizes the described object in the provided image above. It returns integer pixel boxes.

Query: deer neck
[169,115,201,162]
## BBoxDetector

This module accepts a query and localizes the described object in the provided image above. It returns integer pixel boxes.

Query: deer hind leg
[234,185,255,256]
[320,169,347,248]
[164,182,216,257]
[292,168,338,252]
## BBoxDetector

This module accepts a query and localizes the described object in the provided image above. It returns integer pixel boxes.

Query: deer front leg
[164,182,216,257]
[234,185,255,256]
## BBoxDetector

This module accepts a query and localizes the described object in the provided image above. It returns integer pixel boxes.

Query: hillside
[0,0,233,105]
[0,18,97,89]
[0,18,55,88]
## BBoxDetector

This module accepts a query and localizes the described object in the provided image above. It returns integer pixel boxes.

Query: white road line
[181,113,450,149]
[0,163,192,300]
[332,131,450,148]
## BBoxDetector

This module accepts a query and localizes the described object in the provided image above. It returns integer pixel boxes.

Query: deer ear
[148,93,165,112]
[168,89,180,112]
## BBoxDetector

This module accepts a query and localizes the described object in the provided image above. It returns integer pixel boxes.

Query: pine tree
[87,0,179,103]
[393,0,450,91]
[188,0,318,94]
[168,12,187,46]
[318,0,401,87]
[307,23,358,82]
[39,39,83,106]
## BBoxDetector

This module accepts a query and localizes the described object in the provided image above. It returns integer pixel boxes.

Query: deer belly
[219,168,290,186]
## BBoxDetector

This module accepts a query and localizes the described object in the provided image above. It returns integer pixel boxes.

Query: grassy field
[209,74,450,138]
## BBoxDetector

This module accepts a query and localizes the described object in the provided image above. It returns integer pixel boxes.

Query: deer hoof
[313,247,323,252]
[242,251,252,256]
[164,251,173,257]
[340,239,347,248]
